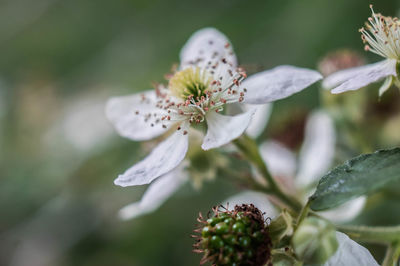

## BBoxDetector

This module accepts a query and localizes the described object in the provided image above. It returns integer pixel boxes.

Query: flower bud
[317,49,365,77]
[193,204,272,266]
[291,217,338,264]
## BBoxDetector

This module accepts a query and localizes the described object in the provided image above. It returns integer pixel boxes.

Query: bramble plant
[106,5,400,266]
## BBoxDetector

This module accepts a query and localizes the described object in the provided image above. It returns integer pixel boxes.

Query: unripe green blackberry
[193,204,272,266]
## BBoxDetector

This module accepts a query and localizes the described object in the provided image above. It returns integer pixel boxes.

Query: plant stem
[382,243,400,266]
[337,225,400,244]
[233,135,302,212]
[218,166,272,193]
[296,201,310,228]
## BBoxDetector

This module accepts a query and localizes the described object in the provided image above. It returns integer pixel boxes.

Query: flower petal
[244,103,273,138]
[201,109,256,150]
[326,59,397,94]
[296,111,335,188]
[242,65,322,104]
[118,163,189,220]
[221,191,278,218]
[324,232,379,266]
[114,125,189,187]
[179,28,237,69]
[106,90,171,141]
[259,141,297,181]
[322,65,374,90]
[318,196,366,223]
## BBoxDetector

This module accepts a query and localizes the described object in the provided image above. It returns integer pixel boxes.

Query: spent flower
[318,49,365,77]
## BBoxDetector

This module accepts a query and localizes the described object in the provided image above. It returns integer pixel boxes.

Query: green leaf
[309,148,400,211]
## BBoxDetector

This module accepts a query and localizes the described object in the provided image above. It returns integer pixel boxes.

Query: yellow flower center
[168,67,212,100]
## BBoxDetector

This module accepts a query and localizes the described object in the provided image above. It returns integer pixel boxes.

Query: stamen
[149,59,248,127]
[360,6,400,59]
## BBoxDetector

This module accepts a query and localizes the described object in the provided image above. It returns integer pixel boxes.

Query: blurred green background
[1,0,400,265]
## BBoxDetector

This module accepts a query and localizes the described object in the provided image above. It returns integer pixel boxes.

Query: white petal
[244,103,273,138]
[201,109,255,150]
[324,232,379,266]
[322,65,372,90]
[327,59,397,94]
[259,141,297,180]
[114,125,189,187]
[378,75,394,97]
[179,28,237,69]
[319,197,366,223]
[242,65,322,104]
[296,111,335,188]
[221,191,278,218]
[106,90,171,141]
[118,164,189,220]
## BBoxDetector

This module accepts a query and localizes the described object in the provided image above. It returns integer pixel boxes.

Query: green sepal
[271,250,302,266]
[269,210,294,246]
[292,217,338,264]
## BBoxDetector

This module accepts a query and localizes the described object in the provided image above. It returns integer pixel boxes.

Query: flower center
[139,59,248,132]
[169,67,212,100]
[360,5,400,60]
[159,62,247,124]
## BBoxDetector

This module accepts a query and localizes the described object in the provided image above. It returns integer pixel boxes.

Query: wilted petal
[118,164,189,220]
[106,90,171,141]
[319,196,366,223]
[114,125,189,187]
[221,191,278,218]
[296,111,335,188]
[326,59,397,94]
[180,28,237,69]
[242,65,322,104]
[244,103,273,138]
[259,141,297,181]
[324,232,379,266]
[201,109,255,150]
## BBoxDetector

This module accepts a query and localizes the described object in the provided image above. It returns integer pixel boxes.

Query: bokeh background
[1,0,400,265]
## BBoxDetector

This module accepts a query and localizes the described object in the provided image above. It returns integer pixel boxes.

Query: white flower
[323,5,400,96]
[258,110,366,223]
[222,192,378,265]
[106,28,322,188]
